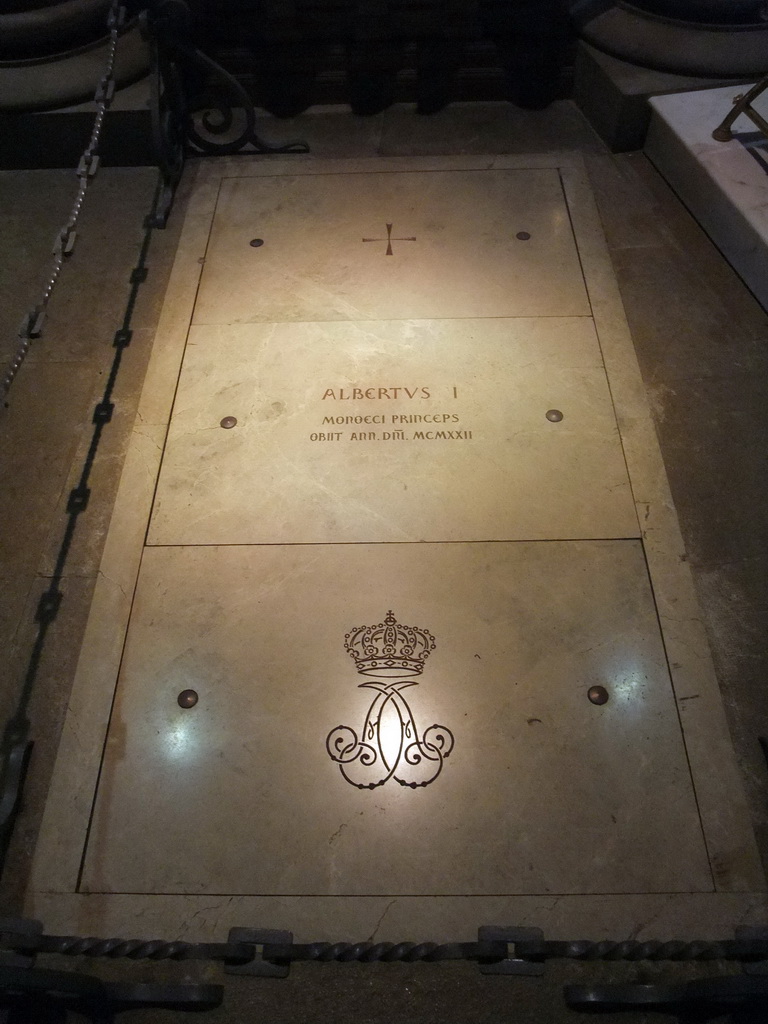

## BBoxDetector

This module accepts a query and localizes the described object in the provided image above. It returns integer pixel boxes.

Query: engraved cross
[362,223,417,256]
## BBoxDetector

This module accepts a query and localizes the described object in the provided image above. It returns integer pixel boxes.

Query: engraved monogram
[326,611,454,789]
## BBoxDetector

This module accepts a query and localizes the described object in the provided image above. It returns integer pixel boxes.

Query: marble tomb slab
[80,540,711,896]
[192,169,591,324]
[148,319,638,545]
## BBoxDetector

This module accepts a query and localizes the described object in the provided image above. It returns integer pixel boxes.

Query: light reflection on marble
[148,319,637,545]
[192,169,591,324]
[80,540,711,896]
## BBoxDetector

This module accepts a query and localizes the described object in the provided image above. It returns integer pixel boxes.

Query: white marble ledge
[649,86,768,231]
[646,85,768,311]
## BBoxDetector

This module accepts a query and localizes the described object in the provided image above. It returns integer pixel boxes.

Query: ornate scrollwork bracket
[141,0,309,224]
[713,75,768,143]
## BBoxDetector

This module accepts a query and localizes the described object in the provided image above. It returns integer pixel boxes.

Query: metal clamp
[94,77,116,106]
[77,153,101,179]
[93,400,114,425]
[34,590,62,624]
[113,328,133,349]
[224,929,293,978]
[477,926,545,976]
[53,229,77,258]
[18,308,45,340]
[107,4,126,31]
[67,486,91,513]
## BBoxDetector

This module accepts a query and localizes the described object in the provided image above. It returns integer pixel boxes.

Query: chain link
[1,1,126,403]
[0,932,253,965]
[2,925,768,971]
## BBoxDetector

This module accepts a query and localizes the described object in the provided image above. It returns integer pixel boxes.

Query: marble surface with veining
[148,318,637,545]
[81,541,710,896]
[193,169,590,324]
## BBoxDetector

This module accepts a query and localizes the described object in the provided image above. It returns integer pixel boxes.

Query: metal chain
[1,0,126,403]
[262,938,768,965]
[2,926,768,969]
[0,933,254,964]
[0,932,253,966]
[273,942,483,963]
[516,938,768,963]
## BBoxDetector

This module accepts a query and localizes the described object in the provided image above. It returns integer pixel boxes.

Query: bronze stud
[588,686,609,706]
[546,409,563,422]
[178,689,198,708]
[220,416,237,429]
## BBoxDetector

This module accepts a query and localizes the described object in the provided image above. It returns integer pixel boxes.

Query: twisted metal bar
[1,931,254,965]
[3,925,767,968]
[270,941,496,963]
[515,938,768,963]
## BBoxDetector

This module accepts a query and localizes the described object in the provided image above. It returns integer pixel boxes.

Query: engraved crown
[344,611,436,678]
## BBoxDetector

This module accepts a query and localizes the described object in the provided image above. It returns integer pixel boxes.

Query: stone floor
[0,100,767,1021]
